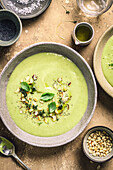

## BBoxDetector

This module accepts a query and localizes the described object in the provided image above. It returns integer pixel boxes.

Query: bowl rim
[0,42,97,147]
[83,125,113,163]
[93,25,113,98]
[0,9,22,46]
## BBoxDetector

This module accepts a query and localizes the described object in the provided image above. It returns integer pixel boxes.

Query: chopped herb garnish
[66,11,70,14]
[26,104,31,109]
[72,20,77,24]
[33,105,38,110]
[108,63,113,66]
[65,20,77,24]
[56,118,59,121]
[39,110,45,116]
[68,82,71,86]
[62,5,70,14]
[58,104,63,110]
[40,93,54,101]
[31,87,37,94]
[68,20,77,24]
[32,75,38,81]
[38,122,43,126]
[59,97,63,104]
[20,88,27,97]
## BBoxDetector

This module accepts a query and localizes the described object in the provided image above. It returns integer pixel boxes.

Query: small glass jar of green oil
[72,22,94,46]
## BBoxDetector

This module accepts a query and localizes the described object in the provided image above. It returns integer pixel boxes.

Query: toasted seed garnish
[52,115,56,121]
[20,80,24,83]
[63,86,67,92]
[55,109,59,114]
[15,88,20,93]
[32,75,38,81]
[29,109,33,112]
[30,78,33,84]
[68,82,71,86]
[38,108,43,111]
[25,76,30,82]
[57,78,62,82]
[34,98,38,102]
[32,101,37,106]
[21,98,26,102]
[38,115,41,121]
[40,100,44,104]
[34,111,38,116]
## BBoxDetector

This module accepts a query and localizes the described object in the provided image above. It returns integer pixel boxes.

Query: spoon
[0,136,31,170]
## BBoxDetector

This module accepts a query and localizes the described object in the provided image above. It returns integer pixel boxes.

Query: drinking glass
[76,0,113,17]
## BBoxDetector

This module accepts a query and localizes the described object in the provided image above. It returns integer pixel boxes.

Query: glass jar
[76,0,113,17]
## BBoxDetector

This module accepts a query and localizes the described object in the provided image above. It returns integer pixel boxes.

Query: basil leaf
[21,82,30,92]
[48,102,56,113]
[40,93,54,101]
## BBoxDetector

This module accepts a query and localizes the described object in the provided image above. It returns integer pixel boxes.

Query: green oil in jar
[75,25,92,42]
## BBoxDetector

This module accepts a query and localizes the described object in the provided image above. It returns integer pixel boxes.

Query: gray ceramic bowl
[0,9,22,46]
[1,0,52,19]
[0,42,97,147]
[83,126,113,163]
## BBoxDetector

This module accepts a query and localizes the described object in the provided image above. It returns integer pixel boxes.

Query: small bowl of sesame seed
[83,126,113,163]
[0,9,22,46]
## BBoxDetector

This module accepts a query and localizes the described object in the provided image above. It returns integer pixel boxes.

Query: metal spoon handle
[12,153,31,170]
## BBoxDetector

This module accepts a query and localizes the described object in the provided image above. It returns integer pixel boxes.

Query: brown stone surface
[0,1,113,170]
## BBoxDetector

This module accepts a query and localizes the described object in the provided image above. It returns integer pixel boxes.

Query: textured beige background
[0,0,113,170]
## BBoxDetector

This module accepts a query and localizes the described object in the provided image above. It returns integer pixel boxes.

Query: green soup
[6,53,88,137]
[101,36,113,86]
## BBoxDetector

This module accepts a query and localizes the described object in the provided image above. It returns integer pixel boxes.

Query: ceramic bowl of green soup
[93,25,113,97]
[0,42,97,147]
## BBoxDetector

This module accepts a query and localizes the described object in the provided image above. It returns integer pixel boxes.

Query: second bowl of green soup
[93,25,113,97]
[0,42,97,147]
